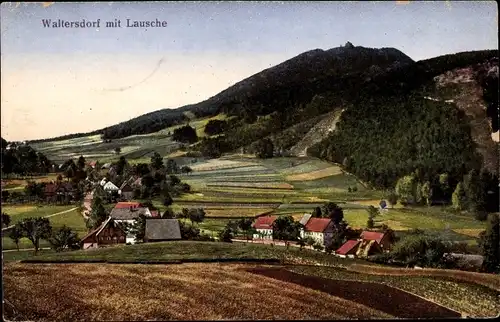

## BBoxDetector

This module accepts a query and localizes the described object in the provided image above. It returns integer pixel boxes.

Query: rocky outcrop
[434,58,499,174]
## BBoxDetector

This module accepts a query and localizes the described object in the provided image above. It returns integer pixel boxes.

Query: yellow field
[286,166,343,181]
[3,263,390,321]
[191,160,258,172]
[452,229,485,238]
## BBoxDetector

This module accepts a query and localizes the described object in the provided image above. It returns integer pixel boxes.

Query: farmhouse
[110,205,152,225]
[300,216,335,247]
[87,161,98,169]
[114,201,143,209]
[103,181,120,193]
[355,239,382,258]
[143,219,182,242]
[119,181,134,200]
[44,183,58,203]
[80,217,127,249]
[360,231,392,251]
[253,216,277,240]
[335,239,361,258]
[131,177,142,188]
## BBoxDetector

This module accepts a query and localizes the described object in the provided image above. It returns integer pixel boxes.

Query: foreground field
[287,266,500,317]
[3,263,393,321]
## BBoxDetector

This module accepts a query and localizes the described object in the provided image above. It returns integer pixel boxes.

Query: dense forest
[1,138,54,175]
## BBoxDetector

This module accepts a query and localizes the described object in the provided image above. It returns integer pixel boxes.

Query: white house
[103,181,119,193]
[252,216,277,240]
[299,215,335,247]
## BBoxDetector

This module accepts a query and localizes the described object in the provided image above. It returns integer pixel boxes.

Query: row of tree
[1,140,53,176]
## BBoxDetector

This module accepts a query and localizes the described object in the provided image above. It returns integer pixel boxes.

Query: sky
[1,1,498,141]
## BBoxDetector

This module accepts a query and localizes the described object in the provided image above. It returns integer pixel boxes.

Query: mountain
[28,44,498,194]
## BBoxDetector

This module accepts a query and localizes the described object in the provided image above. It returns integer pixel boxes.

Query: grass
[289,266,500,317]
[2,204,77,226]
[202,208,275,218]
[11,241,360,266]
[2,208,87,250]
[3,263,390,321]
[285,166,343,181]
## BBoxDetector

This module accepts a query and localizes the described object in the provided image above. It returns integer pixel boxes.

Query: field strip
[3,247,51,253]
[347,264,500,292]
[286,166,343,181]
[246,267,460,318]
[1,207,78,231]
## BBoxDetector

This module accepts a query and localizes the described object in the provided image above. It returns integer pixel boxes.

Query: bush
[179,221,200,240]
[313,243,324,251]
[369,252,393,264]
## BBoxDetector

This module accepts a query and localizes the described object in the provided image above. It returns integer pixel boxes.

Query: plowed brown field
[3,263,392,321]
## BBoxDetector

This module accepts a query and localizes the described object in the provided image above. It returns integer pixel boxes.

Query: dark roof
[144,219,181,240]
[110,207,150,220]
[80,217,125,242]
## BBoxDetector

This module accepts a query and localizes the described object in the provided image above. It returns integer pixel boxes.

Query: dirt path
[1,207,78,231]
[81,192,92,220]
[2,247,51,253]
[246,267,462,319]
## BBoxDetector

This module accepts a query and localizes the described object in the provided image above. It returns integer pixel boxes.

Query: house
[114,201,143,209]
[335,239,361,258]
[110,206,152,225]
[103,181,119,194]
[44,183,58,203]
[150,210,160,218]
[300,216,335,247]
[360,231,392,251]
[101,163,111,169]
[119,181,134,200]
[87,161,98,169]
[143,219,182,242]
[131,177,142,188]
[80,217,127,249]
[100,178,108,187]
[108,166,117,177]
[355,239,382,258]
[252,216,277,240]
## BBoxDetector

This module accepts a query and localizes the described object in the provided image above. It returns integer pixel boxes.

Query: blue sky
[1,1,498,140]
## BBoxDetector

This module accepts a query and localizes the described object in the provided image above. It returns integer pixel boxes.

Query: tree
[479,213,499,273]
[163,191,173,207]
[421,181,432,206]
[204,119,227,136]
[77,155,86,171]
[114,147,121,155]
[180,165,192,174]
[322,202,344,226]
[168,174,181,186]
[304,236,316,248]
[439,173,450,197]
[172,125,198,144]
[238,218,254,241]
[115,156,127,176]
[162,207,175,219]
[386,191,398,208]
[390,234,451,268]
[130,214,147,242]
[165,159,179,174]
[8,226,23,251]
[463,169,486,213]
[189,208,205,226]
[272,216,301,241]
[452,182,467,211]
[2,212,11,228]
[151,152,164,170]
[49,225,80,252]
[312,207,322,218]
[254,138,274,159]
[395,175,416,205]
[87,195,108,230]
[366,206,378,228]
[218,223,235,242]
[17,217,52,255]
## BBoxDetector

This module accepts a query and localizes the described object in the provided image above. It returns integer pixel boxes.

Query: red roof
[304,218,332,233]
[150,210,160,218]
[336,240,361,255]
[114,202,142,209]
[253,216,277,229]
[361,231,386,244]
[88,161,97,167]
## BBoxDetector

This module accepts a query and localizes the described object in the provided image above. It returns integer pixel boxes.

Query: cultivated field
[3,263,393,321]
